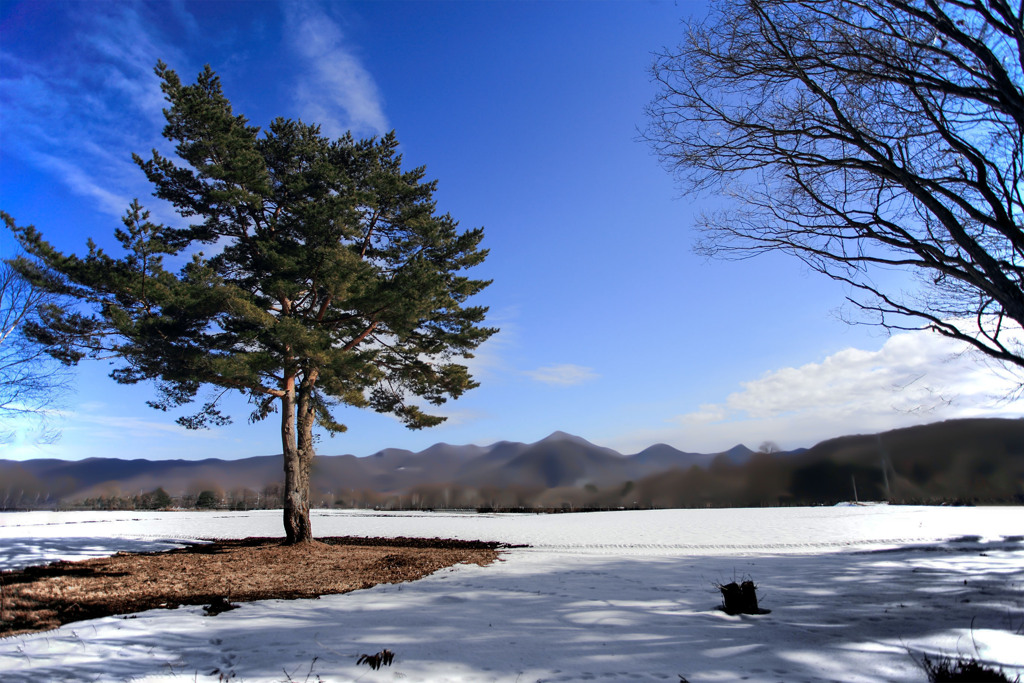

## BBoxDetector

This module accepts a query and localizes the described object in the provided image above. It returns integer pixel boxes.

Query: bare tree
[1,234,71,443]
[645,0,1023,371]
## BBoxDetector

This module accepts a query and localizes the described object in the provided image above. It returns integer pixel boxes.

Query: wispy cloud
[676,403,728,425]
[525,364,599,387]
[459,309,520,382]
[282,2,389,138]
[0,3,184,220]
[0,404,222,461]
[69,412,219,440]
[2,0,390,231]
[29,151,134,219]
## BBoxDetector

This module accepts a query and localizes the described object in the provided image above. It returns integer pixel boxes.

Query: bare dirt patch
[0,536,503,637]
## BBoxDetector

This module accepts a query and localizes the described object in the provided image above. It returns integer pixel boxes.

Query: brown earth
[0,536,503,638]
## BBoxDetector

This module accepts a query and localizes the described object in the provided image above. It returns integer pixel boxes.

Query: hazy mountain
[628,444,715,474]
[463,432,630,489]
[722,444,757,463]
[2,418,1020,508]
[1,430,765,503]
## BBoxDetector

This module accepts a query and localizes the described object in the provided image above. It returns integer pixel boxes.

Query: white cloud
[709,329,1021,423]
[607,328,1023,454]
[282,2,389,138]
[525,364,599,387]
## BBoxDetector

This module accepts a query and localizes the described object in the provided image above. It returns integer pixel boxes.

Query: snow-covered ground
[1,506,1022,682]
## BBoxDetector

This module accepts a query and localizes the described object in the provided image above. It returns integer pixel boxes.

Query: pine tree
[8,63,496,542]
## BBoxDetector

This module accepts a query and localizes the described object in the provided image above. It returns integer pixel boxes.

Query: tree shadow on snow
[3,536,1023,682]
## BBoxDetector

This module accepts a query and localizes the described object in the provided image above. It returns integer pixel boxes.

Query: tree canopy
[645,0,1023,373]
[8,63,496,541]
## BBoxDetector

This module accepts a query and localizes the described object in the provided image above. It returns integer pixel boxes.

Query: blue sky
[2,0,1020,461]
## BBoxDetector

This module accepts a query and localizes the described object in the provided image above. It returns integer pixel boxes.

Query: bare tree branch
[645,0,1024,373]
[0,260,71,444]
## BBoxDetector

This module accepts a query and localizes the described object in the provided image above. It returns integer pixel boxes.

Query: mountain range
[1,430,754,500]
[1,418,1021,508]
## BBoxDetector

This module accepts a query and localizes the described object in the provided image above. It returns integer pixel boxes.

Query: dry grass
[0,536,502,637]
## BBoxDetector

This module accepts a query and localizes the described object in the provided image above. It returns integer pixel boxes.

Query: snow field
[1,506,1022,682]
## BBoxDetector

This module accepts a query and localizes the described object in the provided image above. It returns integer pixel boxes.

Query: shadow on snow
[2,537,1022,682]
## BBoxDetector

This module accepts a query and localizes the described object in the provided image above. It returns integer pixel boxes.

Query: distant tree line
[350,427,1023,510]
[363,446,1021,510]
[0,481,281,512]
[63,484,287,512]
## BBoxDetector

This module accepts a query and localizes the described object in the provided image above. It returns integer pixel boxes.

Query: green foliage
[148,487,172,509]
[7,62,496,540]
[8,61,495,435]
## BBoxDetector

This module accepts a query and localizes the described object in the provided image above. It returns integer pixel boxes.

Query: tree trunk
[296,381,317,534]
[281,376,313,544]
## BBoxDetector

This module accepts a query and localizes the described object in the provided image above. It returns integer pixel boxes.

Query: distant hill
[1,418,1021,509]
[787,418,1024,503]
[627,443,716,473]
[631,418,1023,508]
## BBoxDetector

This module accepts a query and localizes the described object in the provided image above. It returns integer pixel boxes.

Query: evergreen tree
[149,487,172,509]
[195,490,219,509]
[8,63,495,542]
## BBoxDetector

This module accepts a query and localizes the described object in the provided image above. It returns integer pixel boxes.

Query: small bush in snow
[921,654,1018,683]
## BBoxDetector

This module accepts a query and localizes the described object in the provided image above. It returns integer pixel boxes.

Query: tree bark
[281,375,313,544]
[296,378,317,536]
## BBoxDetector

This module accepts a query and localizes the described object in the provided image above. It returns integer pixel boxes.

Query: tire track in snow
[520,537,937,555]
